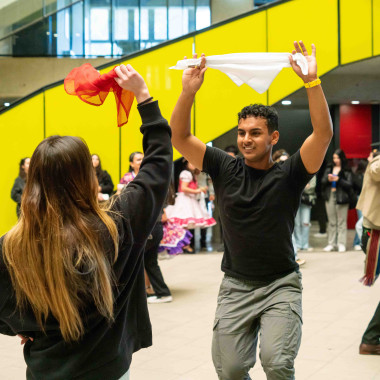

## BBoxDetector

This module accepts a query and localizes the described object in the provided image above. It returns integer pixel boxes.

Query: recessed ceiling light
[282,100,291,105]
[351,101,360,105]
[4,102,10,107]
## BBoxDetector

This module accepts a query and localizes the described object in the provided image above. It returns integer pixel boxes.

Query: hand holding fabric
[114,64,151,103]
[64,63,134,127]
[181,53,207,96]
[289,41,318,83]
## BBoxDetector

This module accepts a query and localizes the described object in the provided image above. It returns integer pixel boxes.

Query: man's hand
[182,53,207,96]
[114,64,151,103]
[289,41,318,83]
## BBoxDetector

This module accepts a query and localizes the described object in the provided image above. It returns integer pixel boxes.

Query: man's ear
[271,131,280,146]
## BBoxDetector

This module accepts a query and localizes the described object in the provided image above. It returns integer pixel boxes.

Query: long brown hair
[3,136,118,342]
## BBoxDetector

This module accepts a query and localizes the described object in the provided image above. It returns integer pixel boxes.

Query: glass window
[71,2,84,57]
[168,0,184,40]
[0,0,44,41]
[196,0,210,31]
[84,0,111,57]
[113,0,140,56]
[12,19,49,56]
[44,0,75,16]
[56,8,71,56]
[140,0,167,50]
[184,0,195,34]
[0,36,13,56]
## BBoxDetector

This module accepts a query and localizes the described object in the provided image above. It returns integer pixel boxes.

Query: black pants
[144,222,171,297]
[314,196,327,233]
[362,302,380,345]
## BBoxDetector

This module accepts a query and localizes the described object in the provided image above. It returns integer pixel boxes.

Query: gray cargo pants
[212,271,303,380]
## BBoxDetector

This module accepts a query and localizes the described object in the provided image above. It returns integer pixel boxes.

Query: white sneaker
[314,232,327,238]
[296,258,306,266]
[323,244,334,252]
[354,245,362,251]
[338,244,346,252]
[148,296,173,304]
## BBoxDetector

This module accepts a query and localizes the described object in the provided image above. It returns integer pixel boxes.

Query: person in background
[11,157,30,218]
[294,176,316,252]
[92,154,114,201]
[117,151,144,193]
[352,159,368,250]
[0,64,172,379]
[356,150,380,355]
[217,145,239,252]
[274,149,305,266]
[224,145,239,158]
[314,158,328,238]
[272,149,289,162]
[196,171,215,251]
[165,160,216,253]
[118,151,172,303]
[321,148,352,252]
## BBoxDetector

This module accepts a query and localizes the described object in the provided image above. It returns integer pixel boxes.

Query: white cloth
[170,53,308,93]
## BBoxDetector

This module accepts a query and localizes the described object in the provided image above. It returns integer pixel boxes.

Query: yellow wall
[1,95,44,236]
[374,0,380,56]
[340,0,372,65]
[194,12,267,143]
[119,37,194,173]
[1,0,379,235]
[44,85,121,193]
[267,0,339,105]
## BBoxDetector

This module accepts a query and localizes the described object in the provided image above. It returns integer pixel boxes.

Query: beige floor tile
[1,228,379,379]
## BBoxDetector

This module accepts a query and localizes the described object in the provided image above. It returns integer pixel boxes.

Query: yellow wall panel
[45,85,120,192]
[267,0,339,105]
[374,0,380,55]
[0,95,44,236]
[340,0,372,64]
[194,12,267,144]
[119,38,194,175]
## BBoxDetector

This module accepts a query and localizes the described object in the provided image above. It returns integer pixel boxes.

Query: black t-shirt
[203,146,313,282]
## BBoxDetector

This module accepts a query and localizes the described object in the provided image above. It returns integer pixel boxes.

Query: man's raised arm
[171,53,208,170]
[289,41,333,174]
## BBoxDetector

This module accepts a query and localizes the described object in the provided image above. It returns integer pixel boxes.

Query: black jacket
[10,176,26,217]
[0,101,172,380]
[97,170,114,196]
[321,166,353,204]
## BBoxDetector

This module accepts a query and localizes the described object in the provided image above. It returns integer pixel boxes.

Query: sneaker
[338,244,346,252]
[354,244,362,251]
[296,258,306,266]
[323,244,334,252]
[147,293,157,300]
[300,247,313,252]
[148,295,173,304]
[314,232,327,238]
[158,251,170,260]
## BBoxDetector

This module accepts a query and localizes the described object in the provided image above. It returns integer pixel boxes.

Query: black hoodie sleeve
[116,101,172,244]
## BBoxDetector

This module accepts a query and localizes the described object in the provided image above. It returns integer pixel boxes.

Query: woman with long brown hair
[0,64,172,380]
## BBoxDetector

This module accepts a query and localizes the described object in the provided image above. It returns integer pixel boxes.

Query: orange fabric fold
[64,63,134,127]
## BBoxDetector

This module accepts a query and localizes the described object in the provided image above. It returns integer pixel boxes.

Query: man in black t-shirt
[171,41,333,380]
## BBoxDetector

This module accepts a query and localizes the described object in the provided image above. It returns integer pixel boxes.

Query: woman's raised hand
[114,64,151,103]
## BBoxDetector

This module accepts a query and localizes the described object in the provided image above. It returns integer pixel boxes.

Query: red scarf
[64,63,134,127]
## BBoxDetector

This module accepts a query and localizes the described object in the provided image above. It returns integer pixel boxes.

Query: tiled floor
[1,228,380,379]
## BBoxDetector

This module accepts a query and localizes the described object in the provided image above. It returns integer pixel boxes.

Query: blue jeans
[353,208,363,246]
[294,204,312,249]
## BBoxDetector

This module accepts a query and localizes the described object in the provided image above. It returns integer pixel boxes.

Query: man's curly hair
[238,104,278,134]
